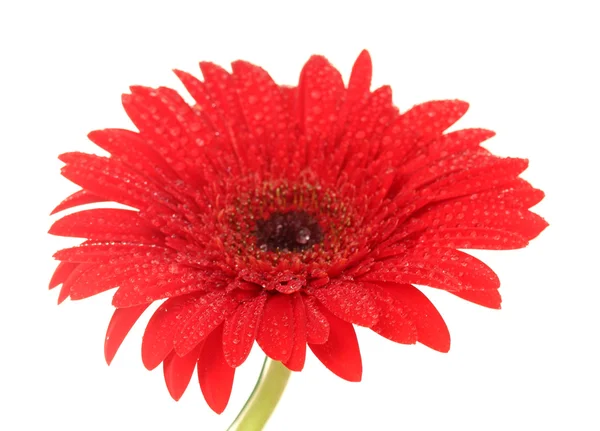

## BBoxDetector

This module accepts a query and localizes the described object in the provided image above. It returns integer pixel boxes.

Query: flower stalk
[227,358,291,431]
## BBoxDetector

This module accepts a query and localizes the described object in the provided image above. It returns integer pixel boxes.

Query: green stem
[227,358,291,431]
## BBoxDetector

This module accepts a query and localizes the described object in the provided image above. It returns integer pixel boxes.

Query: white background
[1,1,598,430]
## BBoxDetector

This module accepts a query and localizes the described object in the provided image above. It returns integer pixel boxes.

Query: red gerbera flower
[49,50,547,416]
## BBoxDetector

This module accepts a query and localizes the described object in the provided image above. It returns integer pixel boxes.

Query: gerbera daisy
[49,50,546,427]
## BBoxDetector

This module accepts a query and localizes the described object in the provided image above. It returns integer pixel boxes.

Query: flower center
[255,210,324,252]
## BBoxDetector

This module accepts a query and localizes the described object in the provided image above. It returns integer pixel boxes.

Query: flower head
[49,50,547,414]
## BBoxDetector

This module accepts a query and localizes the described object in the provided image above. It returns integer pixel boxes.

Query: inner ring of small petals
[219,177,361,268]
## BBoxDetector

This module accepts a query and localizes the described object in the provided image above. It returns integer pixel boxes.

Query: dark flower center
[255,210,324,252]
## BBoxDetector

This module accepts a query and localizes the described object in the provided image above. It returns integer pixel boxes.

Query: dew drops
[255,210,323,252]
[296,228,311,245]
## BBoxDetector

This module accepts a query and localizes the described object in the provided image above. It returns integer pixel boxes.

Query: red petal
[399,100,469,140]
[283,293,307,371]
[49,209,163,244]
[369,287,417,344]
[58,262,96,302]
[312,280,378,327]
[59,152,171,210]
[423,157,529,203]
[298,55,345,142]
[452,289,502,309]
[222,293,267,368]
[333,86,396,180]
[54,243,169,264]
[163,344,204,401]
[173,292,237,356]
[173,69,225,133]
[401,148,496,192]
[415,227,529,250]
[66,263,136,300]
[49,261,79,289]
[366,248,500,293]
[422,248,500,290]
[57,282,71,304]
[384,284,450,352]
[142,295,202,370]
[122,87,211,186]
[231,61,289,141]
[279,85,297,118]
[415,190,548,241]
[198,327,235,414]
[104,304,150,365]
[232,61,294,175]
[304,295,330,344]
[88,129,177,181]
[432,128,496,155]
[111,264,207,307]
[345,50,372,111]
[256,294,294,362]
[398,129,495,182]
[59,263,113,302]
[199,62,248,134]
[500,180,545,209]
[50,189,106,215]
[308,309,362,382]
[334,50,372,136]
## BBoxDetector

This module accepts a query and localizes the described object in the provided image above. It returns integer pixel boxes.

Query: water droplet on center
[255,210,323,252]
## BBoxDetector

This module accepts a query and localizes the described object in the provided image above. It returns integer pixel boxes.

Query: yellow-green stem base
[227,358,291,431]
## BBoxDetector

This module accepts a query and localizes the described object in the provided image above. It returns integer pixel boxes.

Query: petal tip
[355,49,372,68]
[168,391,183,402]
[209,403,227,415]
[358,48,371,58]
[348,370,362,383]
[104,349,114,366]
[426,337,451,354]
[453,99,470,111]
